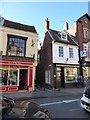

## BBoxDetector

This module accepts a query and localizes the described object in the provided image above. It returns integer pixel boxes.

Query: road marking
[69,108,82,111]
[40,99,80,106]
[63,99,80,103]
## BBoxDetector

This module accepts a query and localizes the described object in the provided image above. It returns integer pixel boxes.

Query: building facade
[68,13,90,79]
[37,18,80,89]
[0,16,38,92]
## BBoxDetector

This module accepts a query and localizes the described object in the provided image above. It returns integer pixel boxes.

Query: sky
[0,2,89,46]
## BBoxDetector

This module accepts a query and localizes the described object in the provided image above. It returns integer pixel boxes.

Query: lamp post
[78,47,84,87]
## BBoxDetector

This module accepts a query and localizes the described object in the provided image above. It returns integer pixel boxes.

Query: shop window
[8,70,18,86]
[0,70,8,86]
[65,67,78,83]
[0,69,18,86]
[7,35,27,57]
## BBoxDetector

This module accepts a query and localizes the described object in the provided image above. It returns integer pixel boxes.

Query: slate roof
[77,13,90,22]
[49,29,78,46]
[3,19,37,33]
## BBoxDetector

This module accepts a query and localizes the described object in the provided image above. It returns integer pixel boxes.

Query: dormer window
[62,33,66,39]
[58,33,67,40]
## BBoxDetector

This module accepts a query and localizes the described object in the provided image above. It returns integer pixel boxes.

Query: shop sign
[0,60,33,66]
[80,50,88,57]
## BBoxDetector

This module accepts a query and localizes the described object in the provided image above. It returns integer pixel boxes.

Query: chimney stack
[45,18,50,33]
[63,22,69,30]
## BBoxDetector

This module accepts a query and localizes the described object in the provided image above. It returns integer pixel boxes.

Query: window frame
[6,34,27,57]
[58,46,64,57]
[69,48,73,58]
[0,69,18,86]
[84,29,88,38]
[58,33,67,40]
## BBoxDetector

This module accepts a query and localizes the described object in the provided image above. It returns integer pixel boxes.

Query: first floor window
[69,48,73,58]
[7,35,27,57]
[59,46,63,57]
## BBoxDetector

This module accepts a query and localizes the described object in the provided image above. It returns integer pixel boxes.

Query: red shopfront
[0,60,33,92]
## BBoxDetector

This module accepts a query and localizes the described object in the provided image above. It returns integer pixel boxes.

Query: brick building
[36,18,80,89]
[68,13,90,79]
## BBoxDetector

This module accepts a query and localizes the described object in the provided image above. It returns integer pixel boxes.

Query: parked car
[80,85,90,112]
[0,95,51,120]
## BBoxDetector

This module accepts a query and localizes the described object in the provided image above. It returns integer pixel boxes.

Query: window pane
[0,69,18,86]
[59,46,63,57]
[7,36,26,57]
[62,34,66,39]
[1,70,8,86]
[8,70,18,86]
[69,48,73,58]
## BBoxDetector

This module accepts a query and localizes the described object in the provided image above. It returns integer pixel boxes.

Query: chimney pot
[45,18,50,32]
[63,22,69,30]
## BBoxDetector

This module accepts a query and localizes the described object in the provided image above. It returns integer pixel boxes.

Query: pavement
[2,87,85,100]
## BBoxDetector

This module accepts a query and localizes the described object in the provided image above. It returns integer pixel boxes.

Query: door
[56,67,65,89]
[19,69,27,90]
[60,67,65,88]
[56,67,61,89]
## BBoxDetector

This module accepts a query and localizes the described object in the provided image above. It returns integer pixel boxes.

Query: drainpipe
[53,63,56,89]
[78,47,84,87]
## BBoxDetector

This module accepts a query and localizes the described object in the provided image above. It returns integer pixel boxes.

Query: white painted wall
[52,42,79,65]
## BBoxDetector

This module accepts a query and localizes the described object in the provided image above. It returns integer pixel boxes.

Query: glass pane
[7,36,25,57]
[8,70,18,86]
[2,70,8,86]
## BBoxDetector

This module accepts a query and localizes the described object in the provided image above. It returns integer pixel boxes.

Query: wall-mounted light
[48,64,51,67]
[0,51,3,56]
[30,53,35,59]
[66,58,69,61]
[65,58,69,64]
[31,40,35,47]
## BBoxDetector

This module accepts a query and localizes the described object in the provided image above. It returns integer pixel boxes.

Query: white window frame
[58,33,67,40]
[45,70,50,84]
[69,48,73,58]
[58,46,63,57]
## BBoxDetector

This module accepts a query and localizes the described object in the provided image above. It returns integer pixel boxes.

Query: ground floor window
[0,69,18,86]
[65,67,79,83]
[45,70,50,84]
[83,67,90,78]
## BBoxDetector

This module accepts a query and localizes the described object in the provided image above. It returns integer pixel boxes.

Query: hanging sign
[80,50,87,57]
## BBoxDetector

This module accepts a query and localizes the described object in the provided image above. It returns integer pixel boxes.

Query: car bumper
[80,98,90,112]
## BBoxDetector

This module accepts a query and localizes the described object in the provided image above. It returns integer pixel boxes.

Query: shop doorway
[60,67,65,88]
[19,69,27,90]
[56,67,65,89]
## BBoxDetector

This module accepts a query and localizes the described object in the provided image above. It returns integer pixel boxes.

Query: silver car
[80,85,90,112]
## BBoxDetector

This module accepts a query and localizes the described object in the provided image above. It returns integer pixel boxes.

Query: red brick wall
[76,21,84,51]
[36,31,54,87]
